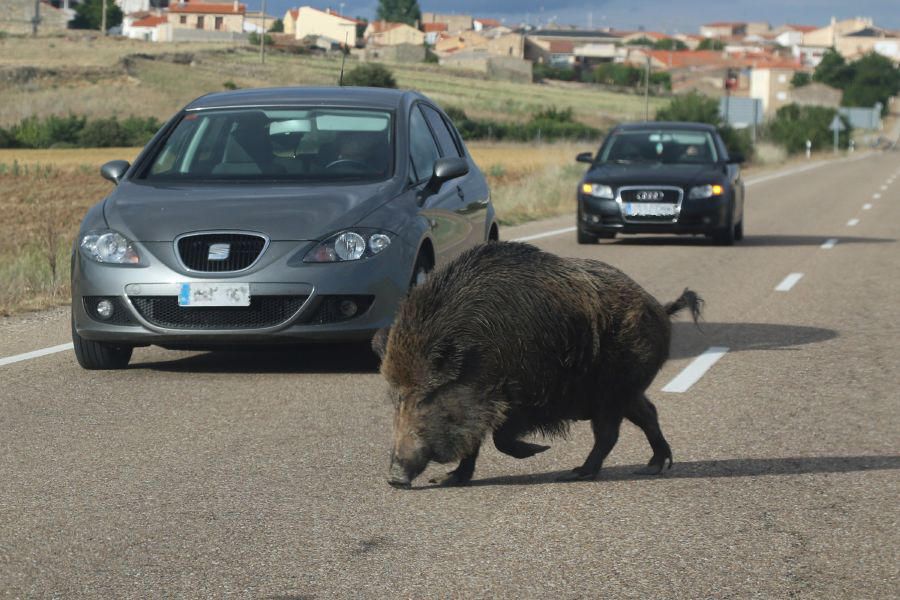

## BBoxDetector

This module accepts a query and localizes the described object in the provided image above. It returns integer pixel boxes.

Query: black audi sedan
[575,122,745,245]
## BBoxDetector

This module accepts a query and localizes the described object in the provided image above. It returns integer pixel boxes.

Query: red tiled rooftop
[132,15,167,27]
[423,22,448,32]
[169,3,246,15]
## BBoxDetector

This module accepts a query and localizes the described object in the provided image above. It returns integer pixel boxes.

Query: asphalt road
[1,151,899,598]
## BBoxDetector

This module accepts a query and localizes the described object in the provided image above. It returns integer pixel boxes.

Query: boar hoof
[387,479,412,490]
[428,471,472,487]
[634,456,673,476]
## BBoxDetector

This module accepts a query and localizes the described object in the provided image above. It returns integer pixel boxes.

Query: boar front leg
[429,443,480,487]
[493,419,551,459]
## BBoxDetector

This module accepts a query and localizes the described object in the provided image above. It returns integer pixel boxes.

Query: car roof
[185,86,423,111]
[613,121,719,133]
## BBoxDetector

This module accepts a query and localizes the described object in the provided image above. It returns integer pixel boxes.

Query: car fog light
[338,299,358,318]
[591,215,600,223]
[368,233,391,255]
[96,299,114,320]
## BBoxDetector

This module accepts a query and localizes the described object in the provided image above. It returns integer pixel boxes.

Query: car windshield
[141,107,394,183]
[599,129,719,165]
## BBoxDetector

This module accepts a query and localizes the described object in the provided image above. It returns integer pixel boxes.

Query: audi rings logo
[635,190,664,201]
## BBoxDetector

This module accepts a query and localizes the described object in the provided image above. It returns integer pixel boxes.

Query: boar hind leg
[625,394,673,475]
[493,420,550,459]
[429,444,480,487]
[560,410,624,481]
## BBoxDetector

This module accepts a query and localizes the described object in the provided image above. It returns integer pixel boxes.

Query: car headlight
[581,183,614,199]
[688,184,725,199]
[304,230,393,263]
[79,230,141,264]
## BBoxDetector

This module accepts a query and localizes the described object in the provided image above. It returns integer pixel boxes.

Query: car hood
[104,180,396,242]
[584,162,724,187]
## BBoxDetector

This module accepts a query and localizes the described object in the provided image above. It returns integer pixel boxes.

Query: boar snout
[387,455,412,489]
[387,446,429,490]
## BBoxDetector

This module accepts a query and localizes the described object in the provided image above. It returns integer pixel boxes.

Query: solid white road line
[847,218,860,226]
[0,343,74,368]
[873,193,881,199]
[661,346,729,393]
[820,238,839,249]
[775,272,804,292]
[863,203,872,210]
[511,226,577,243]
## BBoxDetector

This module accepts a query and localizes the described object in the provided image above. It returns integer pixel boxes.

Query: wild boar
[372,241,702,489]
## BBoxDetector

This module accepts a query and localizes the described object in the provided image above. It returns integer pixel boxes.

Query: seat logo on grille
[208,243,231,261]
[635,190,664,201]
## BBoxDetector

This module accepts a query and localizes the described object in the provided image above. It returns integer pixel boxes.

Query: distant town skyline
[252,1,899,33]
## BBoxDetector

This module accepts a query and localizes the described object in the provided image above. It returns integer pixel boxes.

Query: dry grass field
[0,142,592,315]
[0,35,666,128]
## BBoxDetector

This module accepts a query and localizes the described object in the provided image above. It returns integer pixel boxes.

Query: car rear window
[600,129,719,164]
[141,108,394,183]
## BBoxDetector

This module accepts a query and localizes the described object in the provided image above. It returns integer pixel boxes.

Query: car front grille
[619,188,681,203]
[176,233,267,273]
[130,296,306,330]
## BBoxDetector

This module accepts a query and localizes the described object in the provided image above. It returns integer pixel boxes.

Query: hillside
[0,34,667,129]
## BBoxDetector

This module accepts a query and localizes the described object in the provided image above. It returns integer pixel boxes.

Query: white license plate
[624,202,676,217]
[178,283,250,307]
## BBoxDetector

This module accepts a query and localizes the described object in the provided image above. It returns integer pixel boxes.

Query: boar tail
[664,288,703,325]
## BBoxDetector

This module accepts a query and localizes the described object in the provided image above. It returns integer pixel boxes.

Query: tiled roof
[132,15,167,27]
[422,22,448,32]
[169,3,246,15]
[475,18,501,28]
[785,24,818,33]
[368,20,405,34]
[548,40,575,53]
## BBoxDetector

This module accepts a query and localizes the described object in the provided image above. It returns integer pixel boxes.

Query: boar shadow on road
[460,454,900,488]
[668,321,837,360]
[134,343,380,373]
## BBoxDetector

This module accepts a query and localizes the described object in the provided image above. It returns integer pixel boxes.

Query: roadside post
[849,139,855,153]
[829,115,845,154]
[806,139,811,159]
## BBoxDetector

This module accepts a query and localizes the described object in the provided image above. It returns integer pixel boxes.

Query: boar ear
[428,339,470,382]
[371,326,390,360]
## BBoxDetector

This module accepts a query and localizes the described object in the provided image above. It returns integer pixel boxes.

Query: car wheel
[577,229,598,244]
[734,219,744,241]
[409,251,432,290]
[71,317,133,370]
[712,224,736,246]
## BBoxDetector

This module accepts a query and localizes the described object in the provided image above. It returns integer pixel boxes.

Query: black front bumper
[579,195,731,235]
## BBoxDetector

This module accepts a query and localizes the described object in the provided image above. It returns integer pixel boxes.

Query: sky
[253,0,900,33]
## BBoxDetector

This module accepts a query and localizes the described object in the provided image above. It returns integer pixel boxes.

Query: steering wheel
[325,159,368,170]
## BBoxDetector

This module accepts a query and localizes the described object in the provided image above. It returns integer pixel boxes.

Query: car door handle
[456,185,465,200]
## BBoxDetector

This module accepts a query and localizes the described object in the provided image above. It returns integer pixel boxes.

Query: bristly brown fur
[380,241,702,486]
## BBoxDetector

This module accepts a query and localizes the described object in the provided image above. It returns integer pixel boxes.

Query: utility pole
[259,0,267,64]
[101,0,107,36]
[644,54,651,121]
[32,0,41,37]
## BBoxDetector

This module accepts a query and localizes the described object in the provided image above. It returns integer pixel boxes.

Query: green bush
[697,38,725,50]
[592,63,643,87]
[70,0,123,30]
[247,32,274,46]
[268,18,284,33]
[12,115,86,149]
[841,52,900,114]
[223,80,239,90]
[342,63,397,88]
[532,63,578,82]
[656,92,753,159]
[442,105,599,142]
[0,115,161,149]
[791,72,811,87]
[0,127,16,148]
[767,104,851,153]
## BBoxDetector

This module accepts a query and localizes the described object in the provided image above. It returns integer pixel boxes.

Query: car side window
[421,105,462,158]
[409,106,439,183]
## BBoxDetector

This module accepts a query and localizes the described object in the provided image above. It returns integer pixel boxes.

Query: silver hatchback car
[71,87,496,369]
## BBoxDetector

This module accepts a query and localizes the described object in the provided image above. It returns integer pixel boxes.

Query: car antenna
[338,32,349,86]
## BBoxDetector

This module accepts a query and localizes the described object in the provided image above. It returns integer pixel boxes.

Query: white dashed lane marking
[863,203,872,210]
[820,238,839,249]
[847,218,860,227]
[662,347,730,393]
[775,273,804,292]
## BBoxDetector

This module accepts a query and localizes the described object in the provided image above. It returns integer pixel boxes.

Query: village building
[421,11,472,34]
[365,21,425,46]
[287,6,361,45]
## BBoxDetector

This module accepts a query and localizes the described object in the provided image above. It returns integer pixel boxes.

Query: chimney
[233,1,238,13]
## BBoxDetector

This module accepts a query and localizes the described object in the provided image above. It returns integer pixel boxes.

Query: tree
[696,38,725,51]
[813,48,854,89]
[268,18,284,33]
[653,38,687,51]
[655,91,719,123]
[841,52,900,113]
[791,72,811,87]
[376,0,421,26]
[342,63,397,88]
[70,0,123,31]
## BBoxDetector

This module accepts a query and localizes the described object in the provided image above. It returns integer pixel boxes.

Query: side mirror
[100,160,130,184]
[727,152,745,164]
[419,157,469,204]
[576,152,594,164]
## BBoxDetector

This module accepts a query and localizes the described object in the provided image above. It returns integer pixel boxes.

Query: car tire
[72,318,133,370]
[734,219,744,241]
[712,224,736,246]
[409,251,432,290]
[577,229,598,244]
